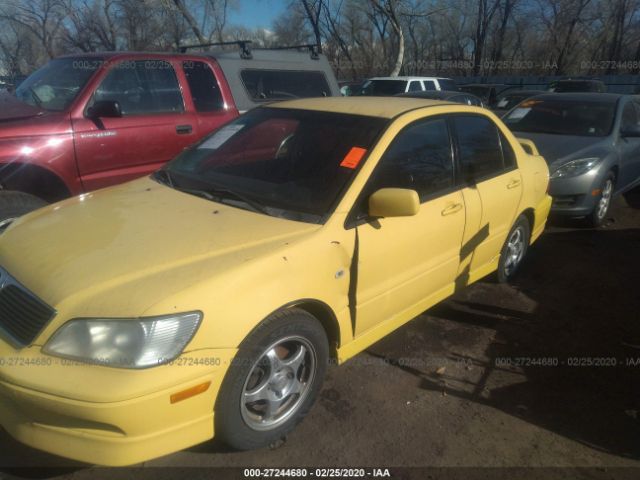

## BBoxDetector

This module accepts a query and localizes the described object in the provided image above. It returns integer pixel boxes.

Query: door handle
[441,203,463,216]
[507,179,521,189]
[176,124,193,134]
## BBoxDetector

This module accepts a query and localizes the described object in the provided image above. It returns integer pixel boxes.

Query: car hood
[0,177,320,317]
[512,132,613,170]
[0,92,44,122]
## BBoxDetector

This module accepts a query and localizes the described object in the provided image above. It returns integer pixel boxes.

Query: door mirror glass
[87,100,122,118]
[368,188,420,218]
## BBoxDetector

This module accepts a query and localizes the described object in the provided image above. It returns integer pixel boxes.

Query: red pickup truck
[0,48,339,224]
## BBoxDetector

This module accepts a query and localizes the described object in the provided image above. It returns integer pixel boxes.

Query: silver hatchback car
[503,93,640,226]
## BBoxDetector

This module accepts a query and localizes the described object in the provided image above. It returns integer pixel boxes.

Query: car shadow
[366,227,640,460]
[0,429,86,477]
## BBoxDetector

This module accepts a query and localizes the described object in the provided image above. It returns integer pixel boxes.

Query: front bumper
[0,348,236,466]
[548,169,605,217]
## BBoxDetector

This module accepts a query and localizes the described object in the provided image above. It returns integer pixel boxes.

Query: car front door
[72,59,198,191]
[352,117,466,336]
[616,100,640,191]
[451,115,523,283]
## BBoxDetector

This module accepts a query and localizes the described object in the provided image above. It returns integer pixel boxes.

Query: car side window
[365,118,454,202]
[93,60,184,116]
[183,61,224,112]
[453,115,505,181]
[424,80,437,91]
[240,69,331,101]
[408,81,422,92]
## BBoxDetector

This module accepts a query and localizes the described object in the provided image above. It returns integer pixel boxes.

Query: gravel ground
[1,193,639,480]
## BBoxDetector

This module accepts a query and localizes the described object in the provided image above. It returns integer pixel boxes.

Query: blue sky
[227,0,289,29]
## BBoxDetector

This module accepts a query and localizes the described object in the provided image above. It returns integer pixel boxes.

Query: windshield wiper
[177,185,270,215]
[153,169,174,187]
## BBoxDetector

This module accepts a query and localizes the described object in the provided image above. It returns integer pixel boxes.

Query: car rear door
[181,59,238,136]
[353,117,466,336]
[72,58,198,191]
[451,114,523,283]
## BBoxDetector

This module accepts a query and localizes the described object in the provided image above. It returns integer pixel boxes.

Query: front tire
[587,172,615,227]
[496,215,530,283]
[0,190,46,223]
[215,308,328,450]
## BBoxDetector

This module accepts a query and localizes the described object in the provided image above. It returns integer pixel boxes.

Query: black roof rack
[253,44,319,60]
[179,40,253,59]
[178,40,320,60]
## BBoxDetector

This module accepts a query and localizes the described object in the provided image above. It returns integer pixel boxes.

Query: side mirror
[87,100,122,119]
[620,124,640,138]
[368,188,420,218]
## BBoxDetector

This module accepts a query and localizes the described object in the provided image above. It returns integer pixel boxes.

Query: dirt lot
[1,194,639,480]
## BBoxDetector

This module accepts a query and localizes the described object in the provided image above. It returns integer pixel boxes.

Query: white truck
[359,76,459,95]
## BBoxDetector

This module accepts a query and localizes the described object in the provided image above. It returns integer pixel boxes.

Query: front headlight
[550,157,601,179]
[43,312,202,368]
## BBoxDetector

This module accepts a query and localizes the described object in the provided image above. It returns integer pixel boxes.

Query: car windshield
[161,107,388,223]
[503,99,616,136]
[495,93,540,110]
[15,57,101,111]
[360,79,408,96]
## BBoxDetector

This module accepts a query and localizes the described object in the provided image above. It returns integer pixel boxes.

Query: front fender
[143,227,357,351]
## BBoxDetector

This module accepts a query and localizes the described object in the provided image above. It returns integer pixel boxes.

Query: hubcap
[241,336,316,431]
[503,226,526,276]
[596,179,613,220]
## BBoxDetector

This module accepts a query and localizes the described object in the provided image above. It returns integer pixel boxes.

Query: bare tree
[300,0,325,52]
[171,0,207,45]
[0,0,68,58]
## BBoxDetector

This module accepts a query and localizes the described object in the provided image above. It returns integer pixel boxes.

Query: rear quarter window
[240,69,331,101]
[453,115,506,181]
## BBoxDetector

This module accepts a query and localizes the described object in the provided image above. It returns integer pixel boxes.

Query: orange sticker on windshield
[340,147,367,169]
[520,99,542,108]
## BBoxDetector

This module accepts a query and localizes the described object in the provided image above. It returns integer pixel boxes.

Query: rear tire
[586,172,615,227]
[0,191,46,223]
[215,308,328,450]
[496,215,530,283]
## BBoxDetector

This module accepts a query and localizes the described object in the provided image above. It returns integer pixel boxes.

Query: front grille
[0,271,55,347]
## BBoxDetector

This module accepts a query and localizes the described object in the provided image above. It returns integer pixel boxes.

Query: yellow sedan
[0,97,551,465]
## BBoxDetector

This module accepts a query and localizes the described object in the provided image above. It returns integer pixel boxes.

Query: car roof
[368,76,451,81]
[524,92,625,103]
[461,83,505,88]
[397,90,468,100]
[554,78,605,83]
[266,96,462,118]
[500,89,546,96]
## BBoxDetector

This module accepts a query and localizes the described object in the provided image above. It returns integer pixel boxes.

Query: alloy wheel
[596,179,613,220]
[241,335,317,431]
[503,225,526,277]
